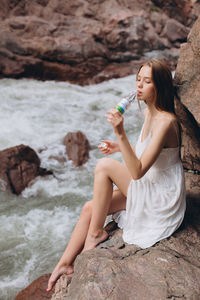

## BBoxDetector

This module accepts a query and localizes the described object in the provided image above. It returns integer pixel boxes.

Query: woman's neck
[146,103,160,118]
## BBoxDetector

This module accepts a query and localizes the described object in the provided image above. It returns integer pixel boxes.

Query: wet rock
[0,0,199,84]
[0,144,52,195]
[64,131,90,167]
[14,274,54,300]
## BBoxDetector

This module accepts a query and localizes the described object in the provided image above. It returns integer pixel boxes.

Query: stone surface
[15,274,54,300]
[185,172,200,200]
[151,0,196,26]
[51,201,200,300]
[0,144,52,195]
[174,16,200,173]
[64,131,90,167]
[0,0,199,84]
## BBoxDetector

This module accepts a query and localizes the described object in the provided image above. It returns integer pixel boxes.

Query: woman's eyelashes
[137,79,152,85]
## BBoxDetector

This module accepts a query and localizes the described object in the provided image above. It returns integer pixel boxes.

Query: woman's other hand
[98,140,120,155]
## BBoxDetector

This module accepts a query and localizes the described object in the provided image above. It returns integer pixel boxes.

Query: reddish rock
[174,16,200,174]
[0,0,199,84]
[151,0,195,26]
[51,199,200,300]
[174,16,200,124]
[14,274,54,300]
[0,144,52,195]
[185,172,200,199]
[64,131,90,167]
[161,18,190,43]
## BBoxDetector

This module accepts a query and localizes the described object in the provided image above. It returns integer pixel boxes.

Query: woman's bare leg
[83,157,131,251]
[47,157,131,291]
[47,202,92,291]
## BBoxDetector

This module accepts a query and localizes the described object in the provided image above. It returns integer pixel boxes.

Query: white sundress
[113,123,186,249]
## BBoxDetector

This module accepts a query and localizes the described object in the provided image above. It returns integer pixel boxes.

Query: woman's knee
[81,200,93,217]
[95,157,114,174]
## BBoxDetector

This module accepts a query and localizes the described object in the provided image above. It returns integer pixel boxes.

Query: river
[0,75,144,300]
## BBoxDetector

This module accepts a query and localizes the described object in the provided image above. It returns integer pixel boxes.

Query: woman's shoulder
[152,112,180,147]
[154,112,177,127]
[151,112,179,138]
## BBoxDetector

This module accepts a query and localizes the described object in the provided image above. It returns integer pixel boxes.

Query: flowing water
[0,75,144,300]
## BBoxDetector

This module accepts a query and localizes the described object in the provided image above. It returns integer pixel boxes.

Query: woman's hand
[98,140,120,155]
[105,108,124,135]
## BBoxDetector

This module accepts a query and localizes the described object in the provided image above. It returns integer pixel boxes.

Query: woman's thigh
[95,157,132,197]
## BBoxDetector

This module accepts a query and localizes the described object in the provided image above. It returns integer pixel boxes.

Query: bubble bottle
[114,90,137,114]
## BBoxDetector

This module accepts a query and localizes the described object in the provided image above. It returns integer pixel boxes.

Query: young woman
[47,59,186,292]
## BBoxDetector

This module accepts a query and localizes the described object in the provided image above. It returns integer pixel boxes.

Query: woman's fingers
[98,145,109,154]
[106,108,123,121]
[98,141,112,155]
[106,113,123,127]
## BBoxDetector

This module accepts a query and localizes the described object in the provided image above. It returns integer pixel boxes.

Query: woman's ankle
[83,229,108,252]
[88,228,104,238]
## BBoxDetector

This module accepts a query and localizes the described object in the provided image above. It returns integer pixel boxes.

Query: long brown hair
[137,59,175,113]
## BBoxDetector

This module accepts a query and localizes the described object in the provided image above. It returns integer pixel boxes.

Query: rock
[185,172,200,200]
[0,0,199,84]
[151,0,196,26]
[174,16,200,124]
[174,16,200,173]
[0,144,52,195]
[64,131,90,167]
[161,18,190,43]
[51,200,200,300]
[14,273,54,300]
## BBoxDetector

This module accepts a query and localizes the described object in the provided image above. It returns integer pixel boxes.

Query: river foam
[0,75,143,299]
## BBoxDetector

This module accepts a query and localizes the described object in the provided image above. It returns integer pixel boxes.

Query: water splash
[0,75,144,299]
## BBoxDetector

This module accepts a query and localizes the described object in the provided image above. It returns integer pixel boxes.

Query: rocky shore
[0,0,200,85]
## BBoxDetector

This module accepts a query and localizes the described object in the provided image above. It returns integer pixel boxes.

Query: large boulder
[0,144,52,195]
[174,16,200,195]
[64,131,90,167]
[0,0,199,84]
[51,203,200,300]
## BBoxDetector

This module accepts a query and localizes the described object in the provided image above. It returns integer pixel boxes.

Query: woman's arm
[106,109,172,180]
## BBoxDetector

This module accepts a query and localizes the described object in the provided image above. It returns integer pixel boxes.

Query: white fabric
[113,123,186,249]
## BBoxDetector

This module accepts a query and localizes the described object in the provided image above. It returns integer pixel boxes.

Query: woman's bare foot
[46,264,74,292]
[82,229,108,252]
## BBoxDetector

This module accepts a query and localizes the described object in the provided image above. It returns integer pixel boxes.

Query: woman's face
[136,65,156,104]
